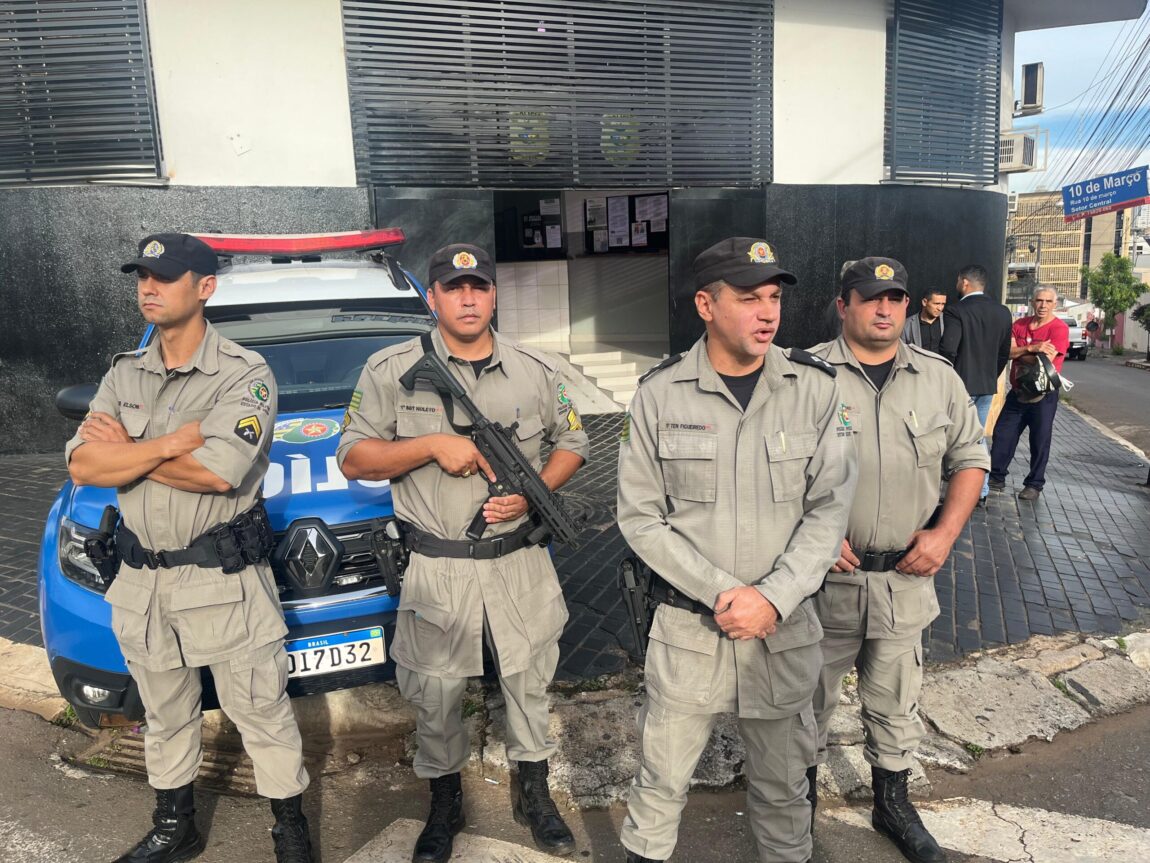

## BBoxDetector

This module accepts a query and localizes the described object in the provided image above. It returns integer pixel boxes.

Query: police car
[41,229,432,728]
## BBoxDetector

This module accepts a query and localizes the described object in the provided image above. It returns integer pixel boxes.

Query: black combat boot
[269,795,315,863]
[871,766,948,863]
[624,851,663,863]
[113,783,205,863]
[806,764,819,834]
[513,759,576,855]
[412,772,465,863]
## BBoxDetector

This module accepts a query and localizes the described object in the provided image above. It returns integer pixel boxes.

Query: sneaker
[988,477,1006,491]
[1018,486,1041,501]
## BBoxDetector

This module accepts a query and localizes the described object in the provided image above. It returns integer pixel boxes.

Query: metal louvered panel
[885,0,1001,186]
[342,0,773,188]
[0,0,161,186]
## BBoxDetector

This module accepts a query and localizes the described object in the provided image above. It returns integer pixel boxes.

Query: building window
[342,1,773,188]
[0,0,161,186]
[884,0,1002,186]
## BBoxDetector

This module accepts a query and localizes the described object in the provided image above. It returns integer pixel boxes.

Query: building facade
[2,0,1145,451]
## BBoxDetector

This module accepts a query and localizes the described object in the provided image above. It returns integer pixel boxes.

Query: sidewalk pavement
[2,404,1150,676]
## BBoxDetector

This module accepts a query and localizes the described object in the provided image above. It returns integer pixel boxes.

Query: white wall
[146,0,356,187]
[772,0,888,185]
[494,261,570,351]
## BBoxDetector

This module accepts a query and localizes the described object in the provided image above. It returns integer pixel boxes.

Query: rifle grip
[466,505,488,541]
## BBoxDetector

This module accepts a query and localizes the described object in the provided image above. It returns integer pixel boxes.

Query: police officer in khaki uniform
[617,238,857,863]
[67,234,313,863]
[337,243,589,863]
[807,258,989,863]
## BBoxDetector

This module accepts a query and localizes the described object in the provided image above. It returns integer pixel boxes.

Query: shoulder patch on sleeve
[234,415,262,446]
[511,342,560,372]
[786,348,836,378]
[638,352,685,385]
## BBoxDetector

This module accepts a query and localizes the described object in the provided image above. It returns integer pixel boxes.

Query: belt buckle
[148,549,165,569]
[491,536,505,558]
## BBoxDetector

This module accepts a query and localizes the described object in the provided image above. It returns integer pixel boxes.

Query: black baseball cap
[427,243,496,286]
[693,237,797,291]
[840,257,909,299]
[121,233,219,278]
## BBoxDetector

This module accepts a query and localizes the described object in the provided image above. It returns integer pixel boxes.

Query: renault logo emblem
[272,518,345,597]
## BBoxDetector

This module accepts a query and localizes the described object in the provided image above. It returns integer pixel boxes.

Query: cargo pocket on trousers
[765,431,816,502]
[887,572,933,632]
[658,431,718,502]
[224,642,290,712]
[513,576,568,650]
[104,568,153,656]
[898,642,924,716]
[397,593,455,671]
[169,577,249,656]
[763,602,823,706]
[815,573,864,634]
[646,605,719,705]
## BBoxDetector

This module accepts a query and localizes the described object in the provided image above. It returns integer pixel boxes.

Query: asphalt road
[1060,353,1150,456]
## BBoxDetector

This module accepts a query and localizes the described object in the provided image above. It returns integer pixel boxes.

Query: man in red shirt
[988,286,1070,501]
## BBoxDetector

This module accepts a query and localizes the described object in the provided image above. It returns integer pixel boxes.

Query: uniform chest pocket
[765,431,816,501]
[121,412,150,440]
[658,431,718,502]
[169,408,211,433]
[904,414,950,467]
[396,405,446,438]
[512,415,545,463]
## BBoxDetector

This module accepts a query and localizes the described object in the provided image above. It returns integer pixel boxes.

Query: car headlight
[58,518,112,593]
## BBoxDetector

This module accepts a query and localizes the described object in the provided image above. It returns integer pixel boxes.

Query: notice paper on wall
[539,197,561,216]
[608,196,630,247]
[593,229,609,252]
[586,197,607,228]
[631,221,648,247]
[545,224,562,248]
[650,218,666,233]
[634,194,668,222]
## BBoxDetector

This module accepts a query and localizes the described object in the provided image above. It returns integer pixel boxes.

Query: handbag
[1012,353,1062,403]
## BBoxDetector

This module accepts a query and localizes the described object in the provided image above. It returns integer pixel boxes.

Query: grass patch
[51,705,77,728]
[461,696,484,720]
[1116,636,1128,652]
[1052,677,1073,697]
[1112,345,1126,356]
[964,743,985,759]
[86,755,110,769]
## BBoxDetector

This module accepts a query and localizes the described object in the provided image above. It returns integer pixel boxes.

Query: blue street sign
[1062,166,1150,222]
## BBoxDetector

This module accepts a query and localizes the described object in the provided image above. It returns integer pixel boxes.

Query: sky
[1011,12,1150,196]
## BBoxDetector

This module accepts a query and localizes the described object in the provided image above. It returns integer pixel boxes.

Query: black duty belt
[116,502,274,575]
[858,549,908,572]
[649,574,714,617]
[401,521,545,560]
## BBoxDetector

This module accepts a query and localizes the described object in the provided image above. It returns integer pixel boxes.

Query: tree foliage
[1132,303,1150,335]
[1082,253,1141,336]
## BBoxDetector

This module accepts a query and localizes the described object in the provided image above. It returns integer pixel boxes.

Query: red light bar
[191,228,406,256]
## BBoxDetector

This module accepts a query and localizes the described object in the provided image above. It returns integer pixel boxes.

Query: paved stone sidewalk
[2,404,1149,675]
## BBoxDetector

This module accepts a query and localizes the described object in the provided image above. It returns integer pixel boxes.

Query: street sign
[1062,166,1150,222]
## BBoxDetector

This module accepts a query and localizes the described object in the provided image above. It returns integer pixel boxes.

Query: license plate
[285,627,386,679]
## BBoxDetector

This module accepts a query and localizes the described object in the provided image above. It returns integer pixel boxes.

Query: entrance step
[563,347,666,409]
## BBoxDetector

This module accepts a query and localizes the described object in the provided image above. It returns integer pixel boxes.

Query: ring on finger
[462,468,471,477]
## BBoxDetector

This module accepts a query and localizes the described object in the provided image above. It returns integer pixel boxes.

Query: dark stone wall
[668,184,1009,353]
[0,186,370,454]
[372,187,495,288]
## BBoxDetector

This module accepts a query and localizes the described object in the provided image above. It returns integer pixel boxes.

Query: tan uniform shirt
[617,338,857,718]
[65,322,286,670]
[808,337,991,638]
[336,328,590,677]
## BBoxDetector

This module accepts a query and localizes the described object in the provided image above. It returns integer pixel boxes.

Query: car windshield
[204,301,431,412]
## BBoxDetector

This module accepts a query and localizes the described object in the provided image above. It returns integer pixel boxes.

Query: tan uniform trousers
[127,641,309,800]
[812,580,925,773]
[397,625,559,779]
[621,646,817,863]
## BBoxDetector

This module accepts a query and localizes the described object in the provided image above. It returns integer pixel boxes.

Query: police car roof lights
[192,228,406,257]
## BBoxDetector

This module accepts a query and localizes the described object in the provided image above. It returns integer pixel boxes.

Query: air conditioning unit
[1000,132,1037,173]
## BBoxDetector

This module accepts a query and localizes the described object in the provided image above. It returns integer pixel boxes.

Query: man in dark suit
[939,264,1013,502]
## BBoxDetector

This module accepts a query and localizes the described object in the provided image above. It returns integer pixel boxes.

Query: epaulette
[786,348,836,378]
[638,352,685,385]
[218,337,267,367]
[510,341,559,372]
[906,343,953,367]
[367,336,421,370]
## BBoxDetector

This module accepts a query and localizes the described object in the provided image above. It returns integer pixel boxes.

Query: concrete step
[592,374,645,389]
[576,361,641,377]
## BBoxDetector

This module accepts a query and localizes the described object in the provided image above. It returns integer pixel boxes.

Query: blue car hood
[67,408,393,530]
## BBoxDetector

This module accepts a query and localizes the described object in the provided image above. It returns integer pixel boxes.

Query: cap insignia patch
[143,240,165,258]
[452,251,476,270]
[748,242,775,264]
[875,263,895,280]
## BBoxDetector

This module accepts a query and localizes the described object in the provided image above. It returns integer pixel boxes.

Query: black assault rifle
[398,337,584,547]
